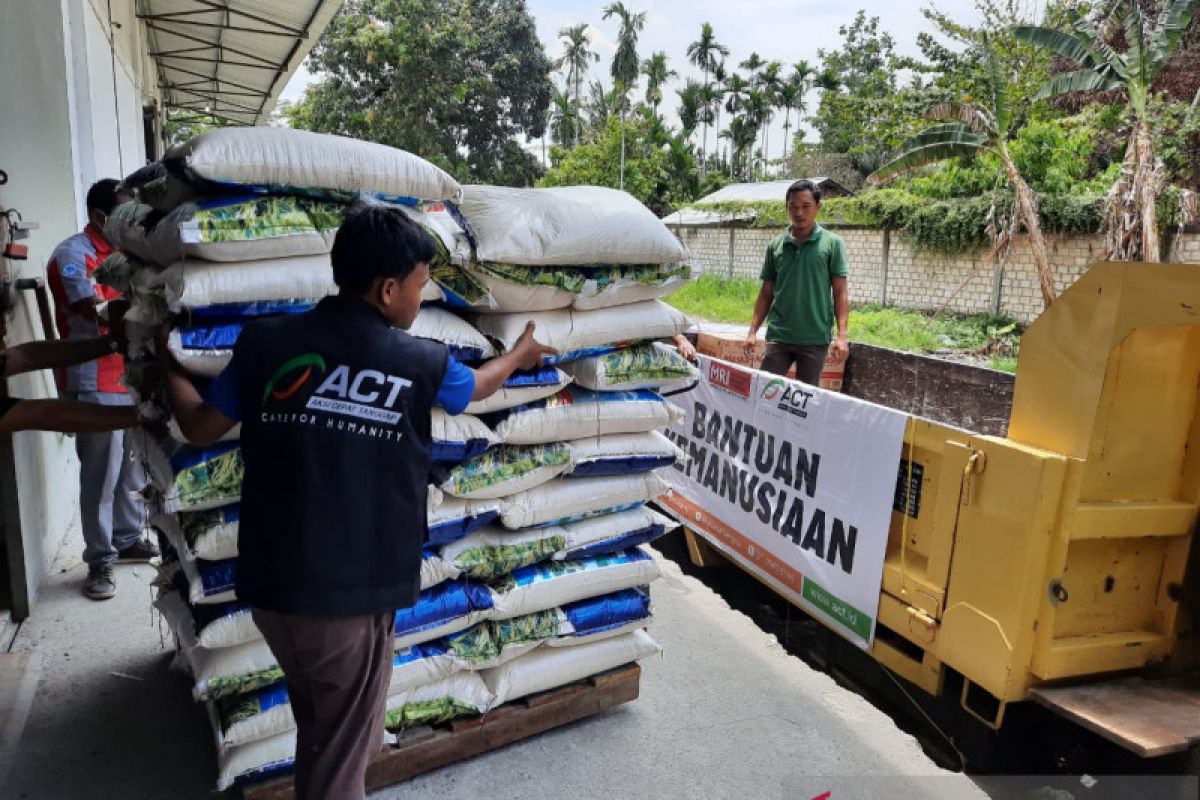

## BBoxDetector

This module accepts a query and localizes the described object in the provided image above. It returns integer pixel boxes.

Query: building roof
[662,177,854,227]
[139,0,344,126]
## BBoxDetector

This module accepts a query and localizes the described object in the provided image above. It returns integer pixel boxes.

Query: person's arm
[3,335,118,377]
[747,281,774,345]
[470,322,557,401]
[0,398,138,434]
[830,277,849,362]
[672,334,696,361]
[160,343,238,447]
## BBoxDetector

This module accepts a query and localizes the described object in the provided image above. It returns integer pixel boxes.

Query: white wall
[0,0,158,609]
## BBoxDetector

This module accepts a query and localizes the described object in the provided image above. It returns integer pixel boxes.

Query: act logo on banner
[662,356,907,649]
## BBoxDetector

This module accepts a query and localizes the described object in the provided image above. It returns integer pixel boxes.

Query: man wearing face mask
[162,202,556,800]
[46,178,158,601]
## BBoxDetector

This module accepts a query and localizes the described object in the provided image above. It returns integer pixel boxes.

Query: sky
[280,1,999,164]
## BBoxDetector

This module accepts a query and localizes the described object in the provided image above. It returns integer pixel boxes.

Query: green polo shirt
[759,224,848,346]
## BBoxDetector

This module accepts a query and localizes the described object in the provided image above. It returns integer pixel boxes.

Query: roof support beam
[151,53,278,70]
[159,62,272,96]
[186,0,308,37]
[166,86,263,114]
[160,81,267,99]
[143,20,279,67]
[135,16,304,38]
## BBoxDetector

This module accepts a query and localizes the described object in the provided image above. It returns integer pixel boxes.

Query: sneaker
[84,564,116,600]
[116,538,160,563]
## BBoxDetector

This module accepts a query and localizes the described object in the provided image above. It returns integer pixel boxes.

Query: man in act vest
[163,203,555,799]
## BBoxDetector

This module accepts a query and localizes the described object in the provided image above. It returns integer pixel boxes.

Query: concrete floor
[3,525,988,800]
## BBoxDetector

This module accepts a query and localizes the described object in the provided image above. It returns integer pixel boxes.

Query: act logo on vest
[261,353,412,430]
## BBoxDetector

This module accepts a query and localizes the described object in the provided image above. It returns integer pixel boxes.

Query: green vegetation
[667,276,1022,372]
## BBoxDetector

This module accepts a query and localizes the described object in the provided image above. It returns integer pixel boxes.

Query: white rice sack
[433,525,568,582]
[562,343,698,392]
[499,473,670,529]
[431,409,500,464]
[164,127,461,204]
[173,553,237,605]
[572,264,694,310]
[213,681,295,751]
[104,197,342,267]
[490,587,652,658]
[483,629,661,707]
[410,306,495,362]
[466,263,574,312]
[441,443,571,500]
[192,605,259,651]
[486,547,661,620]
[393,579,495,650]
[167,328,229,377]
[465,261,693,314]
[464,366,571,415]
[390,641,464,695]
[427,494,501,546]
[556,507,679,560]
[384,671,492,729]
[162,254,335,311]
[156,590,280,701]
[567,432,683,478]
[460,185,688,265]
[420,552,461,589]
[155,506,239,562]
[216,729,295,791]
[473,300,689,363]
[491,387,684,446]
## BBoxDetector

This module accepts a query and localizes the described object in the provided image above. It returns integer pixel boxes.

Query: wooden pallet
[242,663,642,799]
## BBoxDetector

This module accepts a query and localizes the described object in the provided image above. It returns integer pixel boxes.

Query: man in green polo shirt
[747,179,849,385]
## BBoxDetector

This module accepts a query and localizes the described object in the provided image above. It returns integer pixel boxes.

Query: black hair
[785,179,822,204]
[86,179,122,215]
[330,202,437,294]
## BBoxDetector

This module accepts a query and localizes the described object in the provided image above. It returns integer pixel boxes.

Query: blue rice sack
[567,431,682,477]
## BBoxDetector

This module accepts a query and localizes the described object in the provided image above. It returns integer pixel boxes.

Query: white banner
[662,356,907,648]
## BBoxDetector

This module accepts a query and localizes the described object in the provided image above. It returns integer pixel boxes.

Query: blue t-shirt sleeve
[434,354,476,415]
[203,363,242,423]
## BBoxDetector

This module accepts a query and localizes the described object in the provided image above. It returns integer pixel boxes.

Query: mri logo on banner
[761,377,813,419]
[707,360,753,399]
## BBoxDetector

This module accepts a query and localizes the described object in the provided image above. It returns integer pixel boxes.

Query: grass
[667,276,1022,373]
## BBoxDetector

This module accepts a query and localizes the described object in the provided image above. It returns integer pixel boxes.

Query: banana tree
[870,35,1057,308]
[1013,0,1197,263]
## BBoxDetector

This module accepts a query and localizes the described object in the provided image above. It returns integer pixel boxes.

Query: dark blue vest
[230,295,447,615]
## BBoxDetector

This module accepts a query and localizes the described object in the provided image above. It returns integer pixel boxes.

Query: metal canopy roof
[138,0,344,126]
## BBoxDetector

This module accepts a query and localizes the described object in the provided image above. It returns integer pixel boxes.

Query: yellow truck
[672,261,1200,762]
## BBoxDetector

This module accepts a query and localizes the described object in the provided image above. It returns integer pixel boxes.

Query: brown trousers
[760,341,828,386]
[252,607,394,800]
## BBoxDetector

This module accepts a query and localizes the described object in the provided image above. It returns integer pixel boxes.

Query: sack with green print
[104,196,343,267]
[431,524,568,582]
[486,547,661,620]
[383,671,492,730]
[482,628,660,707]
[466,261,693,313]
[156,589,281,701]
[562,342,699,392]
[135,434,243,514]
[439,442,572,500]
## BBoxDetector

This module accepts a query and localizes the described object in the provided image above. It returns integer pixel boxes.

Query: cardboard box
[694,331,846,391]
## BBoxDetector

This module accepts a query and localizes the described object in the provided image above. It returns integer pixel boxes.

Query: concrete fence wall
[672,224,1200,323]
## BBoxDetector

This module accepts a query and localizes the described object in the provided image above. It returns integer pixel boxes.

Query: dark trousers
[761,341,828,386]
[252,607,394,800]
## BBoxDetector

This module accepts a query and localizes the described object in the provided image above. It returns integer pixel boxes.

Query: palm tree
[698,82,722,176]
[759,61,785,172]
[685,22,729,177]
[869,34,1057,309]
[740,52,766,80]
[711,59,728,171]
[603,2,647,191]
[723,74,750,178]
[744,88,769,180]
[586,80,613,133]
[814,68,840,93]
[548,89,577,148]
[641,51,677,118]
[781,61,814,166]
[721,116,758,181]
[557,24,601,147]
[1013,0,1199,263]
[676,79,703,142]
